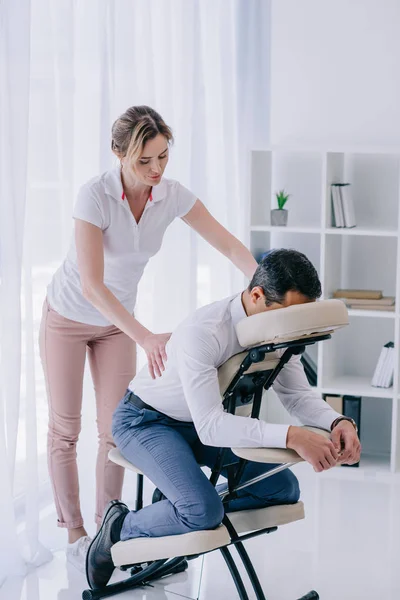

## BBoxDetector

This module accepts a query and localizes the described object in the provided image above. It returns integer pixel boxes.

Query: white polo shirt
[129,293,342,449]
[47,167,197,325]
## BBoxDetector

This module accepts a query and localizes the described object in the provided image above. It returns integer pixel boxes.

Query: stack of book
[333,289,395,312]
[324,394,362,467]
[371,342,395,388]
[331,183,356,228]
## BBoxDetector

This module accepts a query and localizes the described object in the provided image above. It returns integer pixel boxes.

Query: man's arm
[272,354,342,430]
[174,326,289,448]
[175,328,352,470]
[273,354,361,468]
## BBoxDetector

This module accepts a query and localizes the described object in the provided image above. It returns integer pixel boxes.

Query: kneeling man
[87,249,361,588]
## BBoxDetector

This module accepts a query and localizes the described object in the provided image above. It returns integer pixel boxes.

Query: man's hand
[286,426,340,473]
[330,420,361,465]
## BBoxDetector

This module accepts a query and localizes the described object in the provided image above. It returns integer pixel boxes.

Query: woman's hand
[141,333,172,379]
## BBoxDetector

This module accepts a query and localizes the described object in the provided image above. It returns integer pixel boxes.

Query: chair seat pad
[111,502,304,567]
[111,525,230,567]
[231,426,331,464]
[228,501,304,534]
[108,447,143,475]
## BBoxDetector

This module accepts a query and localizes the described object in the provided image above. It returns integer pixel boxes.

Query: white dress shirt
[47,167,197,325]
[129,293,342,449]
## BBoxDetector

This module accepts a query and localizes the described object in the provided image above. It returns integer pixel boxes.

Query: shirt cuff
[319,409,343,432]
[261,424,290,449]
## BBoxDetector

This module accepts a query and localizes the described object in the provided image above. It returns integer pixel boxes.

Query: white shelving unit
[247,146,400,473]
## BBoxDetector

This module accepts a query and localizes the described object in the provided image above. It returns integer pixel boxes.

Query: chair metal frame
[82,333,330,600]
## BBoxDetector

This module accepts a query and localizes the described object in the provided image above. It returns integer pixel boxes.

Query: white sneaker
[66,535,92,574]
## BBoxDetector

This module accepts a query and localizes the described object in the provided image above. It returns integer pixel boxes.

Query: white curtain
[0,0,270,586]
[0,0,53,585]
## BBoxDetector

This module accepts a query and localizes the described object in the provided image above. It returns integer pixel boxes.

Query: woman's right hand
[141,332,172,379]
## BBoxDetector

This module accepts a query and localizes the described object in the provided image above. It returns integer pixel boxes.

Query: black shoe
[85,500,129,590]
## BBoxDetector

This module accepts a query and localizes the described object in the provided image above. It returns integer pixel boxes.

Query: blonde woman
[39,105,257,571]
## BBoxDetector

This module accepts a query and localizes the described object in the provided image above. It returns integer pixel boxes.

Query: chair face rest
[236,299,348,348]
[231,426,331,464]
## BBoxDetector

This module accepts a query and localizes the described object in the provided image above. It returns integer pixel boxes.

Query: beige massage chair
[82,299,348,600]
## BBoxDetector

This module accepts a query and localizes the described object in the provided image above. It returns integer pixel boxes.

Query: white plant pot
[271,209,288,226]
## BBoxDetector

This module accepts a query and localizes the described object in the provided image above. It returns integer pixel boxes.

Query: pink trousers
[39,299,136,528]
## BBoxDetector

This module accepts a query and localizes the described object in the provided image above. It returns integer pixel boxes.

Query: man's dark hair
[248,248,322,305]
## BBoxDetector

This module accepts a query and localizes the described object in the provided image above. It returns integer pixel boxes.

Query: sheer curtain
[0,0,270,585]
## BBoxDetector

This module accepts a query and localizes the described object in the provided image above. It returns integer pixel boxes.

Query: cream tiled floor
[2,461,400,600]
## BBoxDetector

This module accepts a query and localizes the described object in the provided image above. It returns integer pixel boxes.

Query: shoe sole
[85,500,128,590]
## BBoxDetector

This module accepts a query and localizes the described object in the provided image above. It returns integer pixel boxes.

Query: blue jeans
[112,390,300,542]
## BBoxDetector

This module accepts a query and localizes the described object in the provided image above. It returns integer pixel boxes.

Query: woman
[39,105,257,572]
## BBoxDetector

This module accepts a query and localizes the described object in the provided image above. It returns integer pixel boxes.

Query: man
[86,249,361,588]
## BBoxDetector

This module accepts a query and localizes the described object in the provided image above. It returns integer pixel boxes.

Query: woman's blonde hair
[111,106,173,165]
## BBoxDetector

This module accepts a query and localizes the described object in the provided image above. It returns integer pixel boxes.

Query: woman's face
[132,134,169,186]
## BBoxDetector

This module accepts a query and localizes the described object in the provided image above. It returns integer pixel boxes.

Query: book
[324,394,343,413]
[336,185,345,227]
[331,185,344,227]
[371,346,389,387]
[344,296,394,306]
[382,344,395,388]
[333,289,382,300]
[372,342,395,388]
[346,304,395,312]
[338,184,356,228]
[331,183,356,228]
[342,395,362,467]
[382,350,395,388]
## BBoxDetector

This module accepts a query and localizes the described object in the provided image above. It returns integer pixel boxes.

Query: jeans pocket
[112,396,145,440]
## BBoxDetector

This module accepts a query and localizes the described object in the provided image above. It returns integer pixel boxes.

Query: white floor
[3,460,400,600]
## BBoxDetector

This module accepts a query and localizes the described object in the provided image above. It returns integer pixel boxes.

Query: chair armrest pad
[231,426,331,464]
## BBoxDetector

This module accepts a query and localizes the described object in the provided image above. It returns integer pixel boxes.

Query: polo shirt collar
[104,167,167,203]
[230,292,247,330]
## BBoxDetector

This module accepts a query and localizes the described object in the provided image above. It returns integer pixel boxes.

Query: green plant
[275,189,290,210]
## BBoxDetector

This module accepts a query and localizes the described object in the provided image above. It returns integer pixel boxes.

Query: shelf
[264,145,400,156]
[325,227,398,237]
[249,146,400,472]
[321,376,394,399]
[347,309,396,319]
[250,225,321,234]
[250,226,400,237]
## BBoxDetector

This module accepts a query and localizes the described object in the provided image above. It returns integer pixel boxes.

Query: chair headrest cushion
[235,299,348,347]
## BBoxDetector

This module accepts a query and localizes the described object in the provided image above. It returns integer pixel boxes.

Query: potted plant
[271,189,290,226]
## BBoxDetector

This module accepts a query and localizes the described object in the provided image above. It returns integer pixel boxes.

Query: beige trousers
[39,299,136,528]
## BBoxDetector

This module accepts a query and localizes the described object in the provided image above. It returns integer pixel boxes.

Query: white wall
[270,0,400,146]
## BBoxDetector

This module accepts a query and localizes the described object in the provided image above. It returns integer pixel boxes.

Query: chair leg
[233,541,266,600]
[82,558,168,600]
[296,592,319,600]
[135,474,143,511]
[220,547,250,600]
